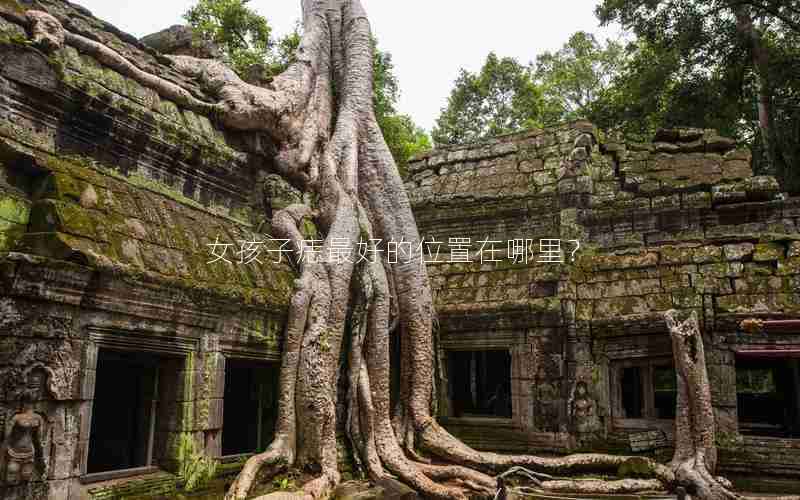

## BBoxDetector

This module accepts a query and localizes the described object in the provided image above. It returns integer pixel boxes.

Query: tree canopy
[596,0,800,191]
[432,53,544,146]
[534,31,625,123]
[432,36,625,146]
[184,0,276,77]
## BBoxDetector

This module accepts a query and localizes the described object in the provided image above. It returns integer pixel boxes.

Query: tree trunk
[664,310,738,500]
[21,5,800,500]
[734,6,777,174]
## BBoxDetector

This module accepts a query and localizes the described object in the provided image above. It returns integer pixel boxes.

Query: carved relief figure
[534,366,560,432]
[2,369,47,485]
[571,381,594,430]
[571,380,600,444]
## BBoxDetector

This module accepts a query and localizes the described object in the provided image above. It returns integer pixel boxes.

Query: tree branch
[727,0,800,33]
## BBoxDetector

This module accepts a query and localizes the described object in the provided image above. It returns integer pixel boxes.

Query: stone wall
[0,1,295,499]
[406,121,800,483]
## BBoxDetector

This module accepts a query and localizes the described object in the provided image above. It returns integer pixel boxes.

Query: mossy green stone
[754,242,785,262]
[0,195,30,224]
[617,457,656,478]
[0,0,24,15]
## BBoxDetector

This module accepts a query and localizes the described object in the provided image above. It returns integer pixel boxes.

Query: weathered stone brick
[754,242,785,262]
[723,243,755,261]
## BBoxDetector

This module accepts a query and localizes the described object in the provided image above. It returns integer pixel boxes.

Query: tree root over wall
[20,5,800,499]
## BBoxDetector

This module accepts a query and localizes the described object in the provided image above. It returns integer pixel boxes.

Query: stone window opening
[621,366,644,419]
[221,359,279,457]
[85,349,169,479]
[446,350,512,419]
[736,355,800,438]
[612,358,677,425]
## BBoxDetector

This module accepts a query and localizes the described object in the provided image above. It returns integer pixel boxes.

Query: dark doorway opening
[614,359,676,421]
[737,356,800,437]
[621,366,643,419]
[87,350,162,474]
[222,359,280,456]
[447,350,512,418]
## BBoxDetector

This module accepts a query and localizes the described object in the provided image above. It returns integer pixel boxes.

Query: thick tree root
[742,497,800,500]
[419,419,674,481]
[226,438,293,499]
[498,466,556,485]
[665,311,734,500]
[538,478,665,494]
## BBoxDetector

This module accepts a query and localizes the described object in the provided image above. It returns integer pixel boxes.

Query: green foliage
[373,39,399,124]
[595,0,800,192]
[272,477,297,491]
[272,23,301,74]
[177,433,217,492]
[184,0,299,79]
[184,0,272,76]
[433,53,544,146]
[534,31,625,123]
[587,39,749,139]
[272,473,297,491]
[379,113,431,178]
[371,38,431,176]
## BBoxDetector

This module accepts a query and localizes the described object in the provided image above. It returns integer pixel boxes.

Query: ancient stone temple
[0,1,799,499]
[406,123,800,488]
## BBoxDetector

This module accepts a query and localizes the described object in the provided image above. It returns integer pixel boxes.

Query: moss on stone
[176,432,217,492]
[0,30,28,47]
[0,219,24,252]
[754,242,785,262]
[215,455,251,476]
[777,258,800,276]
[14,147,275,300]
[302,217,319,240]
[30,199,100,240]
[660,245,695,265]
[196,352,216,426]
[0,194,30,224]
[617,457,657,478]
[86,471,177,500]
[0,0,24,15]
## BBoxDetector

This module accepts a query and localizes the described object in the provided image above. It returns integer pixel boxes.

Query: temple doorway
[736,355,800,437]
[447,350,512,418]
[221,359,280,456]
[86,350,163,474]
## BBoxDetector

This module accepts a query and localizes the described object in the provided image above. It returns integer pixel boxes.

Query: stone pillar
[202,351,225,458]
[77,342,98,477]
[708,348,738,438]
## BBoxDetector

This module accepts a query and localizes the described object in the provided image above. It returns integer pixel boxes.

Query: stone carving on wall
[0,298,74,339]
[0,338,78,487]
[533,366,561,432]
[570,380,600,444]
[1,368,48,485]
[13,343,79,401]
[571,381,594,429]
[0,298,24,330]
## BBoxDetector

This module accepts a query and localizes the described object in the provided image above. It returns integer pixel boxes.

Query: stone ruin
[0,0,798,499]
